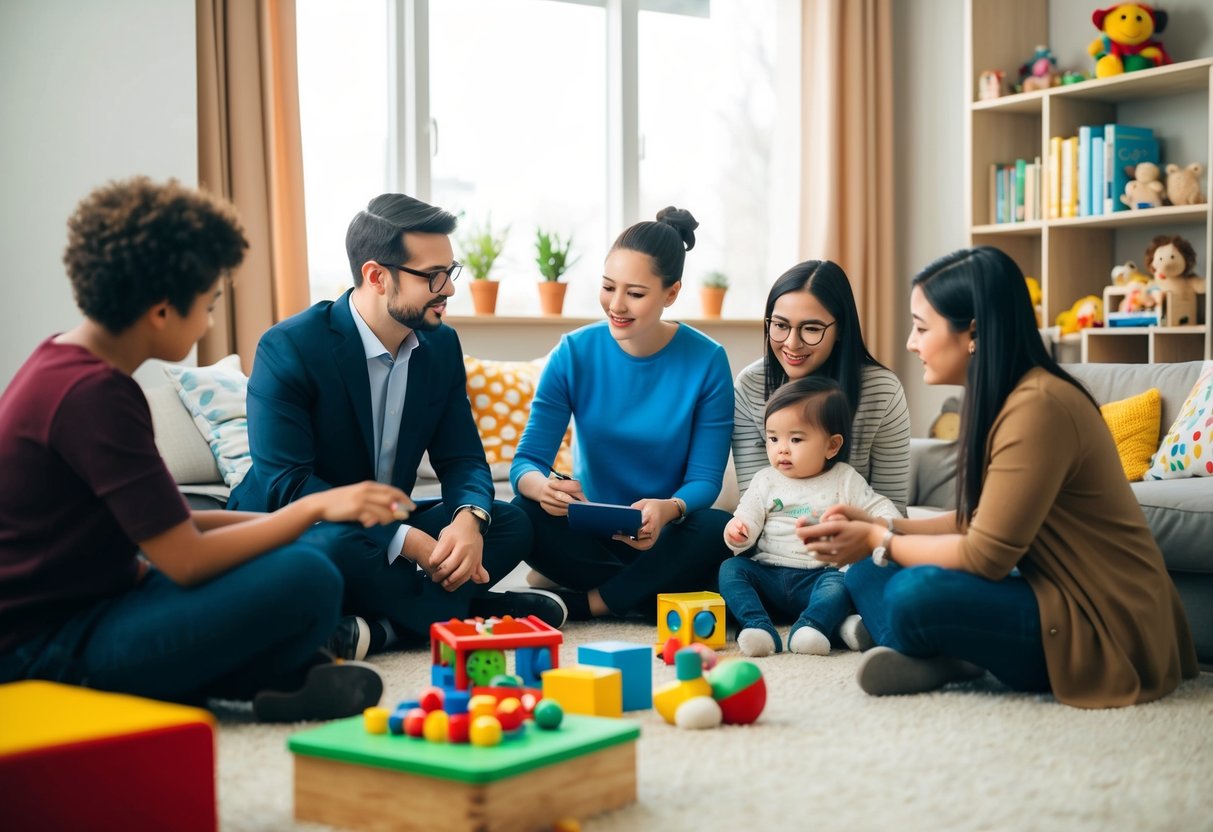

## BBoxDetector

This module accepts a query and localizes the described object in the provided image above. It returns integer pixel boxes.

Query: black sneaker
[470,589,568,629]
[252,661,383,722]
[326,615,370,661]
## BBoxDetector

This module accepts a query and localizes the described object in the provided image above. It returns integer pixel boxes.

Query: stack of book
[1044,124,1159,219]
[988,158,1043,223]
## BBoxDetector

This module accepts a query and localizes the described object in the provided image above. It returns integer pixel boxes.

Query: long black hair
[762,260,885,412]
[913,246,1096,525]
[610,206,698,288]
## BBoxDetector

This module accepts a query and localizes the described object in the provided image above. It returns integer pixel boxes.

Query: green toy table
[290,715,640,831]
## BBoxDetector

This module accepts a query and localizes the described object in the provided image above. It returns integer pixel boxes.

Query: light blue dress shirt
[348,294,418,564]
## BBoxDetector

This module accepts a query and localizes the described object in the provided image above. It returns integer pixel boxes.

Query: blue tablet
[567,501,643,539]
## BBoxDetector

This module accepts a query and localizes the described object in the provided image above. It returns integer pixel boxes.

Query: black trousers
[301,499,532,641]
[512,495,731,616]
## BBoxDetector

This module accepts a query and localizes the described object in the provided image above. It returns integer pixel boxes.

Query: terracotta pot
[700,287,726,319]
[537,281,568,316]
[468,280,499,315]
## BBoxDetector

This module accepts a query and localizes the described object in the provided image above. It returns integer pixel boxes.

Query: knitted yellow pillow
[1099,388,1161,481]
[464,356,573,478]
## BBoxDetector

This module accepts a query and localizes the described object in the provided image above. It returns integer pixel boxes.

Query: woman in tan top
[802,246,1197,708]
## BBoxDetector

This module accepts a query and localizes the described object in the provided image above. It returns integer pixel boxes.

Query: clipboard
[567,501,643,539]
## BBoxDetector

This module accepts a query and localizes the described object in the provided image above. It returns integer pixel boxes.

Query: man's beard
[387,278,442,331]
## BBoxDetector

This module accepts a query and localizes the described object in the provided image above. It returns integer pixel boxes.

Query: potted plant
[460,219,508,315]
[534,228,577,316]
[700,270,729,318]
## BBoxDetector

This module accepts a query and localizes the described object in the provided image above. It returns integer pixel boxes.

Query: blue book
[996,164,1006,223]
[1104,125,1157,213]
[1078,126,1092,216]
[1090,136,1105,216]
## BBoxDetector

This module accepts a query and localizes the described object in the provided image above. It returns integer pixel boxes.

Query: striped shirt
[732,359,911,515]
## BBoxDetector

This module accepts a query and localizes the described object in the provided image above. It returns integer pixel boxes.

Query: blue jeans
[718,556,850,651]
[0,545,343,702]
[845,558,1051,692]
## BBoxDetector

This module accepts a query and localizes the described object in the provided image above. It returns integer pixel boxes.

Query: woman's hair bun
[655,206,698,251]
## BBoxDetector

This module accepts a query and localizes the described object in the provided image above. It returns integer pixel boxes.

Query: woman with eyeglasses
[733,261,911,522]
[510,207,735,621]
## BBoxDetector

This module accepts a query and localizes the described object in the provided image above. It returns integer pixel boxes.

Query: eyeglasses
[766,317,836,346]
[383,260,463,294]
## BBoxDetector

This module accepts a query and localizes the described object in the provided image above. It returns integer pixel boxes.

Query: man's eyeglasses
[766,317,836,346]
[383,261,462,294]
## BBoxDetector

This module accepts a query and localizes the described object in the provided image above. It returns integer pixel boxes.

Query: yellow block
[542,666,622,718]
[656,591,727,650]
[0,681,214,757]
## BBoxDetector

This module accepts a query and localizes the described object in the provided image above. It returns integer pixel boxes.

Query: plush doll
[1088,3,1172,78]
[1164,163,1206,206]
[1120,161,1165,209]
[1147,234,1206,325]
[1111,259,1150,287]
[1017,45,1059,92]
[1056,295,1104,335]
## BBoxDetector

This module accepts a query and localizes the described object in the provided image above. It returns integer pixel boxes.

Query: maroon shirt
[0,339,190,653]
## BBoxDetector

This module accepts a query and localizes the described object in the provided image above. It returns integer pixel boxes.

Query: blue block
[515,647,552,688]
[430,665,455,689]
[578,641,652,711]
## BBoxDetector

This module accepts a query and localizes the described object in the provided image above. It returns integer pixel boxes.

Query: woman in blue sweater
[510,208,735,620]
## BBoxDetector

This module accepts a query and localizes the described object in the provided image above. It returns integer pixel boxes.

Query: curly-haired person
[0,178,411,721]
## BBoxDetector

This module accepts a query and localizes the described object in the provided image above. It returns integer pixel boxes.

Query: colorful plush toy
[1110,259,1150,287]
[1147,234,1205,325]
[1120,161,1165,209]
[1164,163,1206,206]
[1056,295,1104,335]
[1088,3,1171,78]
[1017,45,1059,92]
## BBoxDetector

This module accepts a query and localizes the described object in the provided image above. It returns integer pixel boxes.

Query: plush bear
[1147,235,1205,325]
[1164,163,1206,206]
[1120,161,1165,209]
[1088,3,1171,78]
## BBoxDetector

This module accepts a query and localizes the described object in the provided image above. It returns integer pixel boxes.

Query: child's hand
[314,482,414,527]
[726,517,750,544]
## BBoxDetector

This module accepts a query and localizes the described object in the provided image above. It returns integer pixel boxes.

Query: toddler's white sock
[789,626,831,655]
[737,628,777,657]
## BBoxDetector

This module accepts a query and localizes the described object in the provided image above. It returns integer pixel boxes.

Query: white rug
[214,620,1213,832]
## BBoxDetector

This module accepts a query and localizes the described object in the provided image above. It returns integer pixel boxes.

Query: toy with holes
[655,591,726,662]
[0,681,217,832]
[578,641,653,711]
[291,709,638,831]
[431,614,562,692]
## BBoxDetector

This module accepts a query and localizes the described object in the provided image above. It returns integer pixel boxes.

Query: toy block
[0,681,216,832]
[431,615,562,691]
[541,666,623,718]
[578,641,653,711]
[515,645,553,687]
[655,591,726,651]
[291,714,639,831]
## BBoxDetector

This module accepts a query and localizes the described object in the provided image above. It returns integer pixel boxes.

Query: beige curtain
[800,0,896,366]
[196,0,310,370]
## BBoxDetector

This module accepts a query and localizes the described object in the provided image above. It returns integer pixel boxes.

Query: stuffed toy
[1025,276,1043,326]
[1110,259,1149,286]
[1147,234,1206,325]
[1120,161,1165,209]
[1017,45,1059,92]
[1056,295,1104,335]
[1088,3,1172,78]
[1164,163,1206,206]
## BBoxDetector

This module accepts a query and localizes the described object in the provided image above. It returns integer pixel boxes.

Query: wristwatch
[872,528,895,567]
[455,504,491,535]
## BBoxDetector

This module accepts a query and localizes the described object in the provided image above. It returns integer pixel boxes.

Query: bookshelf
[964,0,1212,364]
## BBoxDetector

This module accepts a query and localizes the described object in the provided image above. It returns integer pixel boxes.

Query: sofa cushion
[1099,387,1161,481]
[1132,477,1213,573]
[163,355,252,489]
[145,384,223,485]
[1144,361,1213,481]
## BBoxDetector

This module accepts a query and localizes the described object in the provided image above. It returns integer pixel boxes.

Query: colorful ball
[708,660,767,725]
[468,694,499,720]
[661,636,682,665]
[470,715,503,747]
[423,709,449,743]
[403,707,427,738]
[418,686,445,713]
[447,712,471,744]
[496,697,524,732]
[533,699,564,730]
[362,706,390,734]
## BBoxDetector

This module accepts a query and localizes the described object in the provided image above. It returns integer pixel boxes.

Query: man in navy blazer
[229,194,565,657]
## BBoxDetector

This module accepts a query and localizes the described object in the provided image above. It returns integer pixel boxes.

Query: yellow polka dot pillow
[1099,388,1161,481]
[464,356,573,479]
[1146,361,1213,480]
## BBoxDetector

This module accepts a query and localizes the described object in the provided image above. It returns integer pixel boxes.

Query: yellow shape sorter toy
[542,666,623,718]
[656,591,726,651]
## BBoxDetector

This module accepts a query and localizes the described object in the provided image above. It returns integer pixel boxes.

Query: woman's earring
[968,342,976,356]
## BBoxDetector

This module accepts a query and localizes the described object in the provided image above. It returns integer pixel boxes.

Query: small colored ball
[362,706,390,734]
[466,650,507,687]
[423,709,450,743]
[470,715,503,747]
[418,686,445,713]
[468,694,499,720]
[661,636,682,665]
[709,660,767,725]
[520,692,540,716]
[403,707,427,738]
[447,712,471,744]
[496,697,524,732]
[533,699,564,730]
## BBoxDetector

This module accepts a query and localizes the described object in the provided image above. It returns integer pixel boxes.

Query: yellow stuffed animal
[1056,295,1104,336]
[1088,3,1171,78]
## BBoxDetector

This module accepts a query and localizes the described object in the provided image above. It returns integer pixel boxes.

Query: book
[1090,136,1105,217]
[1049,136,1062,219]
[567,501,643,539]
[1015,159,1027,221]
[1104,125,1158,213]
[1061,137,1077,218]
[1078,126,1092,216]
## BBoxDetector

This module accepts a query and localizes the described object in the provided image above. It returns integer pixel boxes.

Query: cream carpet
[213,620,1213,832]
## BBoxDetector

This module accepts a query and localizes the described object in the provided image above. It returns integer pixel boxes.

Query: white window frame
[387,0,800,255]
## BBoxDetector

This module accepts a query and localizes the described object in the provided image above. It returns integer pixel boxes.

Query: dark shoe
[252,661,383,722]
[470,589,568,629]
[550,588,595,622]
[326,615,370,661]
[856,646,985,696]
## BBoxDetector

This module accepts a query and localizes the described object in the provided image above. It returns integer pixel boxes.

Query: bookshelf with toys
[965,0,1211,364]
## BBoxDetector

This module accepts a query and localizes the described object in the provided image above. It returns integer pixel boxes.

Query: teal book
[1015,159,1026,221]
[1090,136,1104,216]
[1104,125,1157,213]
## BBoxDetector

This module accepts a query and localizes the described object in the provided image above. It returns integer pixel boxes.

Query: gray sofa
[908,361,1213,665]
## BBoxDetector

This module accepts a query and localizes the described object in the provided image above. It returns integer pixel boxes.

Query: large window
[298,0,799,317]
